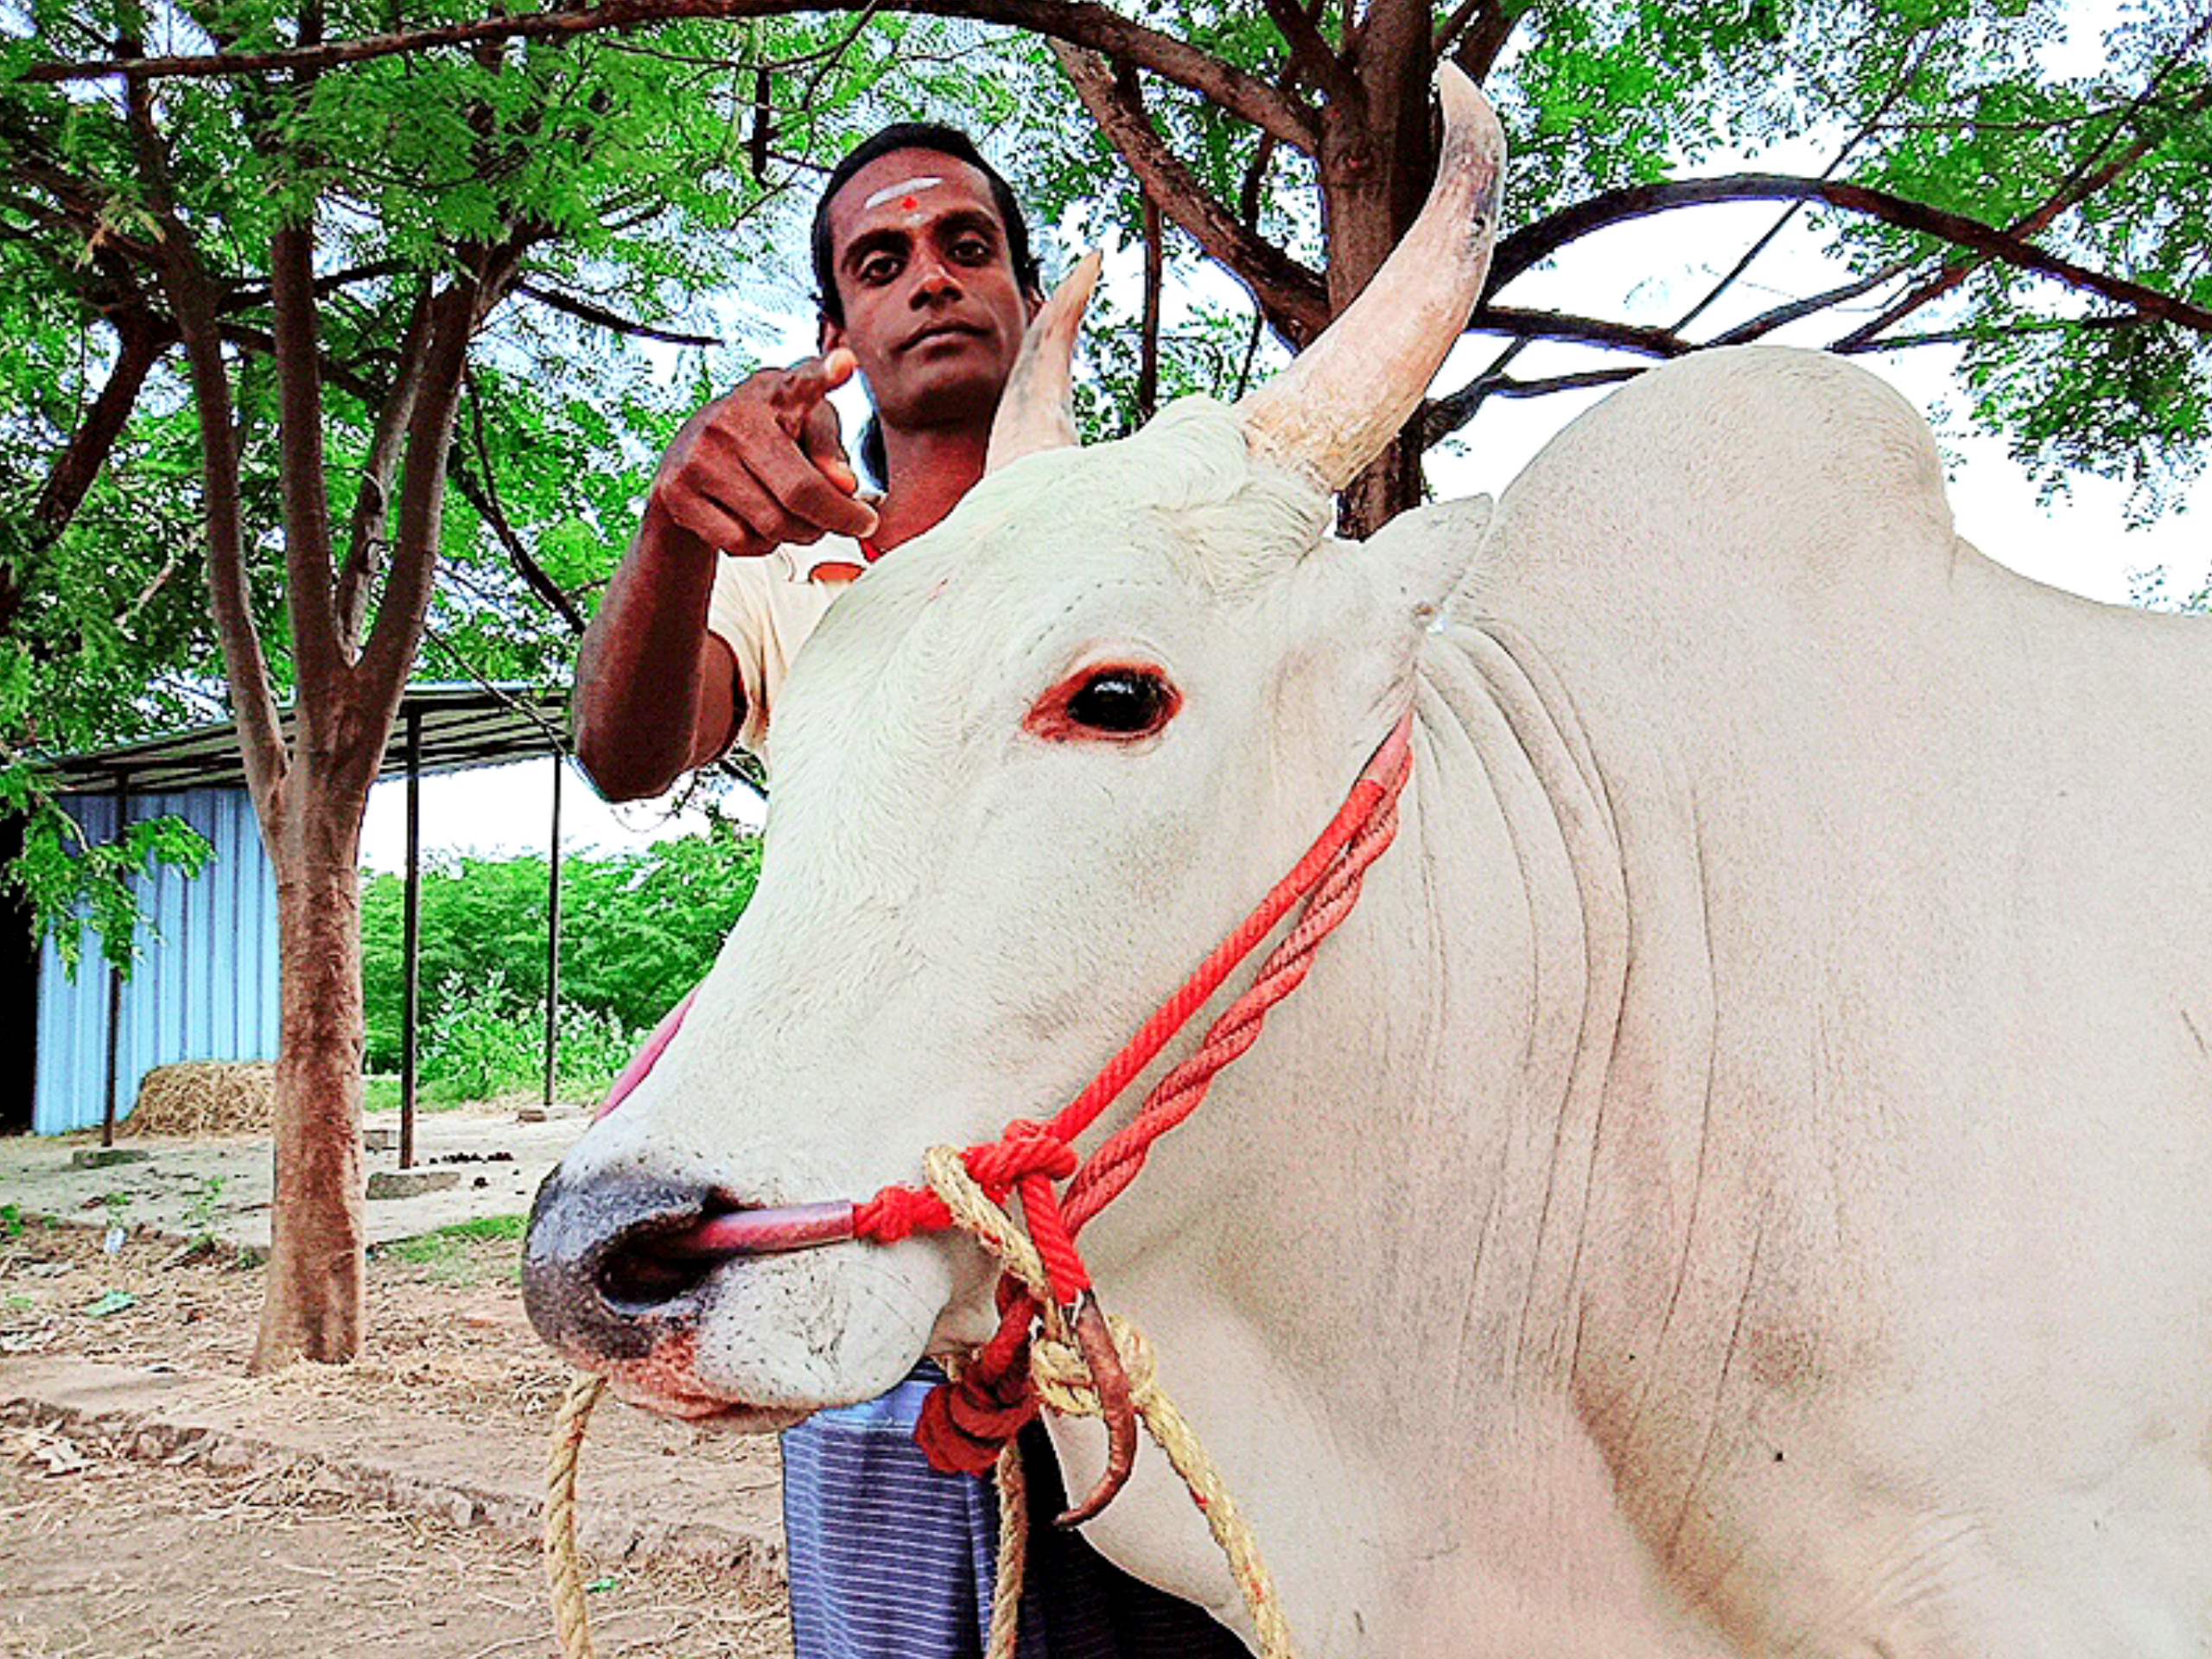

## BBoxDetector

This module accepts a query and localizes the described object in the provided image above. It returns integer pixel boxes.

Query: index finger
[775,348,860,410]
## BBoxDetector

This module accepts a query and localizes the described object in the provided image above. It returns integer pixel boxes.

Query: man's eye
[858,254,901,284]
[951,238,992,264]
[1065,671,1176,737]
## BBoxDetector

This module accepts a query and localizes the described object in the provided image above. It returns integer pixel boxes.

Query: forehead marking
[861,175,944,211]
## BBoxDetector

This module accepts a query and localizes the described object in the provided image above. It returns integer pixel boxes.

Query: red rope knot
[967,1120,1090,1308]
[915,1284,1041,1475]
[963,1117,1077,1190]
[852,1184,949,1243]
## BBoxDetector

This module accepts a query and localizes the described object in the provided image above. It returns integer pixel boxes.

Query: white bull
[525,68,2212,1656]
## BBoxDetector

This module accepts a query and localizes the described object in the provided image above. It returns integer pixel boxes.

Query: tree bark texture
[251,833,369,1370]
[1324,0,1433,538]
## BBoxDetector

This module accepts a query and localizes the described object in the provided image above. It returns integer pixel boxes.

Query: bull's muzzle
[523,1169,710,1362]
[523,1168,860,1368]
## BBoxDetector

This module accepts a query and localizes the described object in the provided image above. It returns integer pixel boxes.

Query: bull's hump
[1481,346,1957,607]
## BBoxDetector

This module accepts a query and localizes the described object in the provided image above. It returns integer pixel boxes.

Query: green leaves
[0,789,213,977]
[359,825,763,1073]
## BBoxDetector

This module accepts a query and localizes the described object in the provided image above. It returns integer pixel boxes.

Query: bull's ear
[985,251,1103,474]
[1357,493,1493,621]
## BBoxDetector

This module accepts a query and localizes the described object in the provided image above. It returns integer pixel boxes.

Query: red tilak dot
[899,195,919,211]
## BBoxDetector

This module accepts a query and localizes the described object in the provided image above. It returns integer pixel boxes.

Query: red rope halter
[623,709,1417,1514]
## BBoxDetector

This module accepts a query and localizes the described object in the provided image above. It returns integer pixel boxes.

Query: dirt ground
[0,1448,789,1658]
[0,1191,795,1658]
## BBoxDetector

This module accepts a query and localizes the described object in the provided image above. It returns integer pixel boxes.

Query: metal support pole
[400,708,422,1171]
[543,753,563,1108]
[100,772,129,1147]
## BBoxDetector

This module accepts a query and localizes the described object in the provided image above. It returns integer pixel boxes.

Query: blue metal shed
[18,684,570,1139]
[33,786,280,1135]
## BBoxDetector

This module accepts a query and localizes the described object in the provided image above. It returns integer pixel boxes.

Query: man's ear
[818,315,845,356]
[1023,287,1046,322]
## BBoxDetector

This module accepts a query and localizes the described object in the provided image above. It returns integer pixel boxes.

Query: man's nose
[907,251,963,304]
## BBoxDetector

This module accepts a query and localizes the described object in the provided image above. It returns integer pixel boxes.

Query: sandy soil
[0,1210,793,1659]
[0,1447,789,1658]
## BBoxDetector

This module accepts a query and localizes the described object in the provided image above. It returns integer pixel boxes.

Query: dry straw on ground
[124,1061,275,1137]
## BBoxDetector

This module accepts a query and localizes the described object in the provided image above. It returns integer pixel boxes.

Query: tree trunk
[1326,0,1438,539]
[250,773,370,1371]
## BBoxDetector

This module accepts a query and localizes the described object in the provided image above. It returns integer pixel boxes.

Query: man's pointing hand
[649,348,881,559]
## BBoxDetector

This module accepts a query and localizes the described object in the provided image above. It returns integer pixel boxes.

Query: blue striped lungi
[782,1363,1247,1658]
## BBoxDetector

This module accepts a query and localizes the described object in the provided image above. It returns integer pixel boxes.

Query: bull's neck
[1062,627,1657,1634]
[1371,622,1638,1395]
[1109,620,1636,1413]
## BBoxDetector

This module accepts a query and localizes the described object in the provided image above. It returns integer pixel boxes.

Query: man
[574,125,1245,1658]
[575,123,1039,789]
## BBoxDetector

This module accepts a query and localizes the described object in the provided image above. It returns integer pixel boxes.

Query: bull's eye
[1027,663,1180,742]
[1069,671,1173,734]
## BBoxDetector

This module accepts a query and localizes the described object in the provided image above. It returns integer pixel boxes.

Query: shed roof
[43,683,569,796]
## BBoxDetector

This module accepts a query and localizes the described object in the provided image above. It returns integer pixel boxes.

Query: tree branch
[346,276,480,754]
[1257,0,1353,111]
[1488,174,2212,334]
[514,278,721,345]
[1427,300,2162,447]
[0,308,174,646]
[452,382,589,634]
[28,309,175,537]
[130,72,286,802]
[222,257,416,308]
[1705,266,1901,346]
[1471,306,1690,359]
[1670,30,1932,340]
[334,283,435,658]
[1052,43,1331,346]
[1438,0,1522,79]
[270,216,346,696]
[27,0,1320,152]
[1837,75,2212,348]
[355,229,534,743]
[1137,188,1162,421]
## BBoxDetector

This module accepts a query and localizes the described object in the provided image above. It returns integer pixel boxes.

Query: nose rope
[547,710,1414,1659]
[857,711,1412,1459]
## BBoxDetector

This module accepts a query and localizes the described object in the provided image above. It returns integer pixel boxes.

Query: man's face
[820,149,1035,435]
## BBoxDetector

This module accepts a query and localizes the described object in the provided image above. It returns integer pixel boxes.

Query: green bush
[412,969,647,1102]
[553,1001,645,1097]
[421,969,543,1097]
[361,823,761,1076]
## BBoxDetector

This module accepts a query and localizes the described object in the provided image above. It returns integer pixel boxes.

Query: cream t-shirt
[702,536,871,761]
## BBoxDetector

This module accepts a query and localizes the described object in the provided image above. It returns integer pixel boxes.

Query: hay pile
[125,1060,276,1137]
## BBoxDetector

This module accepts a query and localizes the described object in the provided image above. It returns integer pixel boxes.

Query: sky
[359,3,2207,874]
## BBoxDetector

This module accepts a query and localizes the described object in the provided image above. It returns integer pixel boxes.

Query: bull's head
[524,70,1505,1433]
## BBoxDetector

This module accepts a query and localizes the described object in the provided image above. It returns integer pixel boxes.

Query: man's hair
[810,122,1040,328]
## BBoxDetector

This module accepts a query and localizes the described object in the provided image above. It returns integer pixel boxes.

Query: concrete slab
[0,1105,593,1249]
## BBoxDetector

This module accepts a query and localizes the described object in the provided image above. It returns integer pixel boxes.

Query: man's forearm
[574,502,725,801]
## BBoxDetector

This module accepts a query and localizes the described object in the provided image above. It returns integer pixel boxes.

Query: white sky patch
[861,176,944,211]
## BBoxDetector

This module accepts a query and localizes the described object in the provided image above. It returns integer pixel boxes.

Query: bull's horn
[1237,66,1505,493]
[985,249,1103,474]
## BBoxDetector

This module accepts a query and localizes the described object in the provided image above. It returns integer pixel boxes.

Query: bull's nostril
[524,1171,729,1360]
[595,1228,724,1311]
[525,1174,854,1361]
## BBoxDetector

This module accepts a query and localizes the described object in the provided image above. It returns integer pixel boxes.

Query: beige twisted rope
[986,1439,1030,1659]
[543,1143,1295,1659]
[546,1372,607,1659]
[924,1147,1297,1659]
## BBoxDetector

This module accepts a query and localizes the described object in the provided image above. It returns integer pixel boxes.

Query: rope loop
[1032,1311,1156,1415]
[967,1117,1078,1188]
